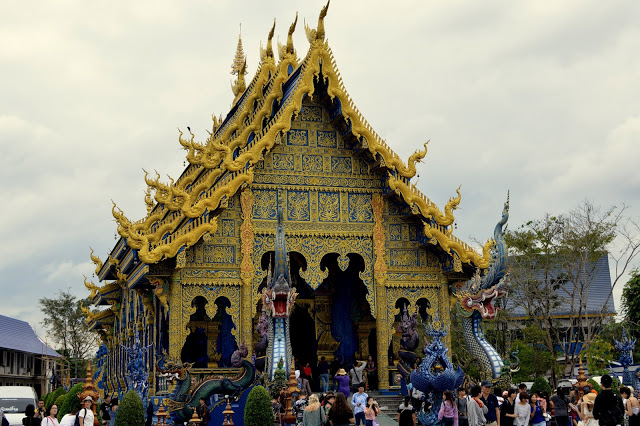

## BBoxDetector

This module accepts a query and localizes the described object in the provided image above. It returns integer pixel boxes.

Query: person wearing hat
[79,396,94,426]
[480,380,500,426]
[335,368,351,398]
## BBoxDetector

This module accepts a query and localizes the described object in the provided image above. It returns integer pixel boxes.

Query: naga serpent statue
[156,344,255,423]
[453,194,519,387]
[262,206,298,380]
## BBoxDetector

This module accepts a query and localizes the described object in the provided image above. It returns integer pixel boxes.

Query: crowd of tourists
[421,375,637,426]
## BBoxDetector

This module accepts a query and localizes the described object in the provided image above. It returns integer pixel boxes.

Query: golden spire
[231,59,247,104]
[231,24,247,76]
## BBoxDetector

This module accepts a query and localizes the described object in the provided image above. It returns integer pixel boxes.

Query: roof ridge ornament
[260,20,276,63]
[231,24,247,76]
[286,12,298,55]
[305,0,330,43]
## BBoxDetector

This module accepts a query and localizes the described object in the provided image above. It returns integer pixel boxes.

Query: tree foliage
[585,336,615,376]
[511,325,558,383]
[505,201,640,386]
[244,385,273,426]
[530,376,552,396]
[39,289,95,377]
[46,387,65,411]
[114,390,145,426]
[621,269,640,339]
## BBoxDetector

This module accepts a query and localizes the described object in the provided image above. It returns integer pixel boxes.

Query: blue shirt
[351,392,368,414]
[480,394,499,423]
[531,403,545,424]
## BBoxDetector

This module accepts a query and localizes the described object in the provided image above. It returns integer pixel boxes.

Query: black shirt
[501,399,515,426]
[480,394,499,423]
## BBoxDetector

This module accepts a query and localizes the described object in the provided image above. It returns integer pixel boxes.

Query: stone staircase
[366,390,404,421]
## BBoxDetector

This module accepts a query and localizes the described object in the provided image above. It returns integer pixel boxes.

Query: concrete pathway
[375,411,398,425]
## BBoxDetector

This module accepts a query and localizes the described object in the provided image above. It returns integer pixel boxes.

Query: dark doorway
[290,303,316,365]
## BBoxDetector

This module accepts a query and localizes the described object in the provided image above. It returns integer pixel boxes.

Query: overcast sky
[1,0,638,342]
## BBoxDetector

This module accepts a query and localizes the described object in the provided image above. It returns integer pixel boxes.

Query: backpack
[74,408,87,426]
[600,397,624,426]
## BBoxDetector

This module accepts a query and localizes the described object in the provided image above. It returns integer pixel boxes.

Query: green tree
[39,289,95,378]
[53,394,66,413]
[244,385,273,426]
[58,383,84,421]
[114,390,145,426]
[621,270,640,339]
[585,336,615,375]
[511,325,558,383]
[46,387,65,411]
[506,202,640,387]
[530,376,552,396]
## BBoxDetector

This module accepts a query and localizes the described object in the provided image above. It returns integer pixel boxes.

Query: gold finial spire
[286,12,298,55]
[260,20,276,63]
[231,59,247,103]
[231,24,247,75]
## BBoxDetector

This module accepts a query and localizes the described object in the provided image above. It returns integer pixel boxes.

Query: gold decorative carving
[90,248,103,275]
[240,189,255,353]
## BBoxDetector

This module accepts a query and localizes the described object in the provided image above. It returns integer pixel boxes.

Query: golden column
[240,189,255,357]
[372,194,390,390]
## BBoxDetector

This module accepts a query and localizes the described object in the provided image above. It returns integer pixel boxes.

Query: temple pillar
[375,284,389,390]
[240,189,255,357]
[372,194,389,390]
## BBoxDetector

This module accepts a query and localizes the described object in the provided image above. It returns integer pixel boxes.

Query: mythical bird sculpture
[262,206,298,379]
[410,319,464,426]
[452,194,518,387]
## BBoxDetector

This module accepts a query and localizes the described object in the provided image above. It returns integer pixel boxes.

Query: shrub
[244,385,273,426]
[114,390,144,426]
[58,383,85,421]
[53,394,66,413]
[530,376,552,397]
[47,387,66,411]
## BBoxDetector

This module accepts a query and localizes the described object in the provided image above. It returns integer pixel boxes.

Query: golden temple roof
[108,2,492,270]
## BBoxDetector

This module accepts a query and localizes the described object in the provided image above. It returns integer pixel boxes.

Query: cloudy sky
[1,0,638,341]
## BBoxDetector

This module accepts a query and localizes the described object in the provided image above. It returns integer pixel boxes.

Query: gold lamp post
[76,361,100,426]
[187,411,202,424]
[155,405,169,426]
[282,365,301,424]
[222,399,235,426]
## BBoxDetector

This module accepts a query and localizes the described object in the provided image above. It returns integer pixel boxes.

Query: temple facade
[83,4,495,405]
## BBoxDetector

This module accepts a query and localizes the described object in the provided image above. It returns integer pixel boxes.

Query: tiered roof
[94,2,494,289]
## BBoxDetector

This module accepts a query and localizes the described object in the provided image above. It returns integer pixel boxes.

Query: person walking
[297,370,313,398]
[335,368,351,398]
[480,381,501,426]
[351,385,368,426]
[458,388,471,426]
[196,397,209,424]
[363,396,380,426]
[514,393,530,426]
[100,396,112,426]
[580,393,598,426]
[398,395,416,426]
[328,393,355,426]
[593,375,624,426]
[439,391,459,426]
[22,404,40,426]
[78,396,94,426]
[365,356,377,391]
[318,357,331,393]
[551,388,569,426]
[530,394,546,426]
[469,386,489,426]
[303,394,326,426]
[501,389,518,426]
[621,387,640,426]
[40,405,59,426]
[323,393,335,419]
[350,361,366,393]
[59,408,78,426]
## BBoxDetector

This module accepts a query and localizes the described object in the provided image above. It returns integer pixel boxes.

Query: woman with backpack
[59,408,78,426]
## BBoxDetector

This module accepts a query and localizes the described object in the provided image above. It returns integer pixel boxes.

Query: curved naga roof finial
[286,12,298,55]
[89,247,103,275]
[264,19,276,60]
[305,0,330,43]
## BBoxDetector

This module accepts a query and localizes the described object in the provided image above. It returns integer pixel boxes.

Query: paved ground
[375,411,398,425]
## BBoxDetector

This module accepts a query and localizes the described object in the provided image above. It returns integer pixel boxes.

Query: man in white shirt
[79,396,95,426]
[351,385,368,426]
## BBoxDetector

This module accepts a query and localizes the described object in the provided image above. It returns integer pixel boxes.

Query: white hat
[83,396,93,402]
